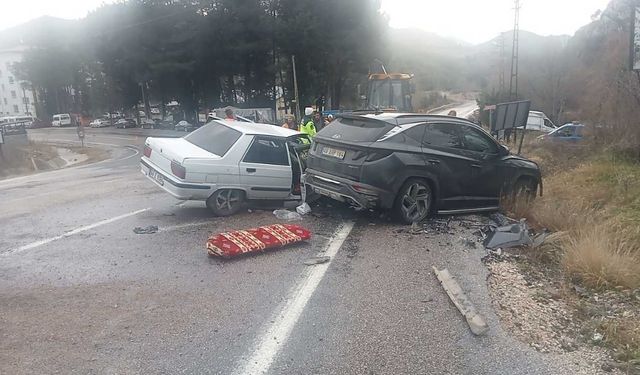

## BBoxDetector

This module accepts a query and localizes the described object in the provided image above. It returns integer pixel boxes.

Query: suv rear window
[184,122,241,156]
[320,117,395,142]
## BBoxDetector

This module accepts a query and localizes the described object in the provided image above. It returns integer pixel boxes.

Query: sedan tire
[207,189,245,217]
[393,178,432,224]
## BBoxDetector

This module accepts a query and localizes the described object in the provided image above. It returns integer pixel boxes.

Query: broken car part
[433,267,489,336]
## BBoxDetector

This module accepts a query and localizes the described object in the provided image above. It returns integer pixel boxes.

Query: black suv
[305,113,542,223]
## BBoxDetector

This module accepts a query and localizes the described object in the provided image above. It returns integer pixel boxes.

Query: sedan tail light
[171,160,186,179]
[143,145,152,158]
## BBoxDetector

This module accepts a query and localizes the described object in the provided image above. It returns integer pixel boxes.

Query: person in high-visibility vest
[299,107,317,138]
[300,111,317,138]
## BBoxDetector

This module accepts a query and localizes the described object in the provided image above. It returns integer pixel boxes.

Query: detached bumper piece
[206,224,311,258]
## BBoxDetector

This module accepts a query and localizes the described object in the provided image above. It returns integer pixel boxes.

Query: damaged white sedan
[140,120,309,216]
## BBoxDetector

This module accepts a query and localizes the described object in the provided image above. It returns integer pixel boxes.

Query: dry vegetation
[500,134,640,366]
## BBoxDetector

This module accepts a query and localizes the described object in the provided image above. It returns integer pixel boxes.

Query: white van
[52,113,72,127]
[520,111,557,133]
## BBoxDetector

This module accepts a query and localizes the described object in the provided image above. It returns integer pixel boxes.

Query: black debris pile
[133,225,158,234]
[395,218,455,235]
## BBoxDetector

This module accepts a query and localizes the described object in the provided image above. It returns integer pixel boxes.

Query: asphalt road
[432,101,479,119]
[0,127,583,374]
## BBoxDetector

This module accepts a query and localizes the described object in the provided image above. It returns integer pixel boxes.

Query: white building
[0,46,36,117]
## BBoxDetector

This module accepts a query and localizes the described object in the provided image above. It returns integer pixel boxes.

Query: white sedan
[140,120,310,216]
[90,118,111,128]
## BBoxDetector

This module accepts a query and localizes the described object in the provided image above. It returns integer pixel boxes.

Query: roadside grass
[500,139,640,364]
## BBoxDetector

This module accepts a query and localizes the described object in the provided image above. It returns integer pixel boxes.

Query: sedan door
[239,136,293,200]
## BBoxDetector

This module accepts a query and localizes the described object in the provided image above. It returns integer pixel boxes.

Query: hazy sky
[1,0,613,44]
[381,0,612,43]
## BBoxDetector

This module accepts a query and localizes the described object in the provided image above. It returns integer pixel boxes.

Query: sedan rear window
[184,122,241,156]
[319,117,395,142]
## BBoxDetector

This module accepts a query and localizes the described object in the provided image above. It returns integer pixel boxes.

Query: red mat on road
[206,224,311,258]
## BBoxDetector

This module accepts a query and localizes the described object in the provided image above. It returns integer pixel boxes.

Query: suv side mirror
[500,144,510,156]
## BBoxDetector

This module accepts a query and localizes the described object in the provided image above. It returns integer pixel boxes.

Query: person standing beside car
[313,111,324,132]
[225,108,236,121]
[299,110,317,138]
[281,116,297,130]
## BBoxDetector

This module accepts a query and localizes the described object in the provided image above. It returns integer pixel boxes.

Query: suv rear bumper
[305,169,388,209]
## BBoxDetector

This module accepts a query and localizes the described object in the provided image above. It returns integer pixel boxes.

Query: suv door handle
[427,159,440,165]
[471,164,482,169]
[246,168,257,173]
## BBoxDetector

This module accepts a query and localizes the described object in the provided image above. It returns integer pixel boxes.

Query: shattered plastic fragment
[296,202,311,216]
[273,209,302,221]
[483,220,533,249]
[303,256,330,265]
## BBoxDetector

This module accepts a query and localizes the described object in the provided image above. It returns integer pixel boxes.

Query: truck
[521,110,557,133]
[363,62,414,112]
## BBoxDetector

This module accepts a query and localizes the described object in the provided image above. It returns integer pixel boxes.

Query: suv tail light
[143,145,152,158]
[171,161,186,179]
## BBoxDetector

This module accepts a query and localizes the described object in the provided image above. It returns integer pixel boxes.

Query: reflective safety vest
[299,120,317,138]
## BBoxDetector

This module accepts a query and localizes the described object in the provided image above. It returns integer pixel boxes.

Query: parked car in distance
[537,123,584,142]
[90,118,111,128]
[305,113,542,224]
[521,111,557,133]
[2,121,27,135]
[207,113,255,123]
[52,113,73,127]
[140,118,155,129]
[141,120,310,216]
[115,118,137,129]
[1,115,35,128]
[154,119,174,130]
[175,120,195,132]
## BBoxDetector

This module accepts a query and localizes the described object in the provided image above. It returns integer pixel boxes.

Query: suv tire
[393,178,432,224]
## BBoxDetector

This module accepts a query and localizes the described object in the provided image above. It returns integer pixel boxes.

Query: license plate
[322,146,346,159]
[148,168,164,186]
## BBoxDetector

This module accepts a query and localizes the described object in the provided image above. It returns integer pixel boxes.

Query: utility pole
[291,55,301,121]
[499,33,506,99]
[508,0,521,101]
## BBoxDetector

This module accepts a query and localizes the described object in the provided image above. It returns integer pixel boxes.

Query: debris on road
[489,212,517,226]
[206,224,311,258]
[395,218,453,235]
[273,209,302,221]
[133,225,158,234]
[459,237,477,249]
[483,220,533,249]
[433,267,489,336]
[296,202,311,216]
[303,256,330,265]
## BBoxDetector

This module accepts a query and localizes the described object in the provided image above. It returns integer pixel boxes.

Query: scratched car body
[141,120,309,216]
[305,113,542,223]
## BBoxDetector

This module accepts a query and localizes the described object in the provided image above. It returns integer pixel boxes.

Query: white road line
[3,208,150,256]
[236,221,355,375]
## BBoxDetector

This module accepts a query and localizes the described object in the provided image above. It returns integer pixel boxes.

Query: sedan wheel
[395,179,432,224]
[207,189,244,217]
